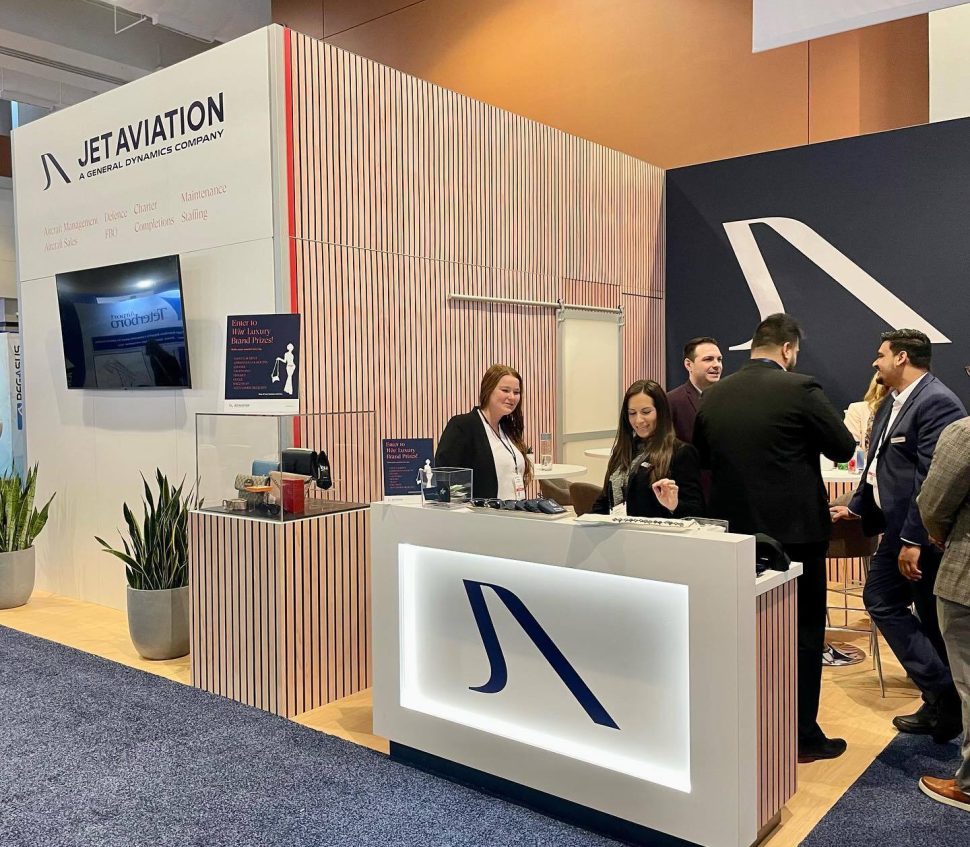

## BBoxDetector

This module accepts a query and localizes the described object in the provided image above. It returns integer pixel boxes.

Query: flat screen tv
[55,255,192,389]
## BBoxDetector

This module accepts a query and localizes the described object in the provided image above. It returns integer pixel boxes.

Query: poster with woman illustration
[224,313,300,413]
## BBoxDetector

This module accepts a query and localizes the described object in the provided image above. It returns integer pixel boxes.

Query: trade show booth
[12,22,800,847]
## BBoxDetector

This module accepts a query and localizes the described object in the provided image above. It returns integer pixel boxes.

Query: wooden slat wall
[189,510,369,717]
[756,579,799,832]
[826,479,866,584]
[288,31,666,480]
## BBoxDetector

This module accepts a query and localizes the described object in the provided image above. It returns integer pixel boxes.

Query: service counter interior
[371,502,800,847]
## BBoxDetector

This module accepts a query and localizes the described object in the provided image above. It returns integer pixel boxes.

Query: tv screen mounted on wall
[55,255,192,389]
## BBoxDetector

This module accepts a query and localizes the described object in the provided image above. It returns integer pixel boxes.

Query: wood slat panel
[622,293,665,388]
[756,579,798,831]
[189,510,370,718]
[826,479,866,584]
[623,155,665,297]
[289,32,662,286]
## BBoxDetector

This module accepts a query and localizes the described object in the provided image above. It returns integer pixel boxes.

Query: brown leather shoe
[919,776,970,811]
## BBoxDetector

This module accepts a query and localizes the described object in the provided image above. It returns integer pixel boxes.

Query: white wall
[13,27,285,610]
[930,5,970,121]
[22,239,276,608]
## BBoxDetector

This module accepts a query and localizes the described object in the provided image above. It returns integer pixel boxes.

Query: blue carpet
[802,731,969,846]
[0,625,623,847]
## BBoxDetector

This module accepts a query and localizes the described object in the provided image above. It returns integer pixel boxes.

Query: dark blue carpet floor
[0,625,623,847]
[802,731,969,846]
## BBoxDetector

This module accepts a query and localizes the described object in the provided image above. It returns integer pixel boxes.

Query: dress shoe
[893,701,937,735]
[893,695,963,743]
[932,692,964,743]
[797,735,847,763]
[919,776,970,812]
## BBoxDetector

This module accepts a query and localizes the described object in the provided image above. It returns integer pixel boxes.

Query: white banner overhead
[12,28,275,282]
[753,0,965,51]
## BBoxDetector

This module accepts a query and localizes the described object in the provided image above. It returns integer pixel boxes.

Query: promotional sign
[398,544,691,790]
[753,0,961,51]
[11,29,274,282]
[666,117,970,415]
[382,438,434,497]
[224,314,300,413]
[0,333,26,473]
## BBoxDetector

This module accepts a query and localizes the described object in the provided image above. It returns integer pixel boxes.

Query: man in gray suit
[918,416,970,811]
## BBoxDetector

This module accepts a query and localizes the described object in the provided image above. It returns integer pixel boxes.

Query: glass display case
[421,466,473,509]
[195,412,375,522]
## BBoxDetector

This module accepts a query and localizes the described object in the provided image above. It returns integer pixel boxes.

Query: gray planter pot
[0,547,36,610]
[126,585,190,660]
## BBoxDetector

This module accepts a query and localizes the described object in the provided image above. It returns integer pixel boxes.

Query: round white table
[583,447,612,458]
[533,463,587,480]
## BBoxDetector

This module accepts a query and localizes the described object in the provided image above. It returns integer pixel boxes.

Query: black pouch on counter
[754,533,791,573]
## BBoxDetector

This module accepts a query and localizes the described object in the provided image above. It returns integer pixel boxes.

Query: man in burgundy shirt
[667,336,723,443]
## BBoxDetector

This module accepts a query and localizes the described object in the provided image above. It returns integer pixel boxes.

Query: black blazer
[693,360,856,544]
[590,441,705,518]
[435,409,501,499]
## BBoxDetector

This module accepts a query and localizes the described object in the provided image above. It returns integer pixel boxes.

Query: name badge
[512,473,526,500]
[890,436,906,444]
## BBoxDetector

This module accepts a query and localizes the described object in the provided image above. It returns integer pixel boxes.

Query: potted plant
[96,470,200,660]
[0,465,54,609]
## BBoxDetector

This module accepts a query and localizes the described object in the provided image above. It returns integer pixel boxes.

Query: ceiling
[112,1,271,45]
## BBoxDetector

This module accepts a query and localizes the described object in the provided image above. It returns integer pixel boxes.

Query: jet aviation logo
[723,217,950,350]
[40,153,72,190]
[462,579,620,729]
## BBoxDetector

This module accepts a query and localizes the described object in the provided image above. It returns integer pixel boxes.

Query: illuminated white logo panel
[399,544,691,791]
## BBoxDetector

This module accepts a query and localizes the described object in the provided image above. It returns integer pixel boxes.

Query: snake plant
[0,465,54,553]
[96,470,201,590]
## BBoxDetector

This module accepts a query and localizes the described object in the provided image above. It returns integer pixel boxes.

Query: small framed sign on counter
[382,438,434,498]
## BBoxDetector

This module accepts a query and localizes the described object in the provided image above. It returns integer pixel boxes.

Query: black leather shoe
[798,736,847,763]
[893,701,937,735]
[932,692,964,743]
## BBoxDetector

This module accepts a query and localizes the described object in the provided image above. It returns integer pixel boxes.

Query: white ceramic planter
[126,584,190,660]
[0,547,35,609]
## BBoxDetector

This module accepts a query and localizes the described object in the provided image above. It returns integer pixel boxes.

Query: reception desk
[371,503,800,847]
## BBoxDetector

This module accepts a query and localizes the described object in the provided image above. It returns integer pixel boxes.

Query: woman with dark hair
[591,380,705,518]
[435,364,534,500]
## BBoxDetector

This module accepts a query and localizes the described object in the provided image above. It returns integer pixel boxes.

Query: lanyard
[480,410,521,474]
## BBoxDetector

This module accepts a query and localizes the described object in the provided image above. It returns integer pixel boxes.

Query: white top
[868,373,926,509]
[479,410,526,500]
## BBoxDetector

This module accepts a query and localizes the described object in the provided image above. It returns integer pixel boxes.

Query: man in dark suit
[694,313,856,762]
[832,329,966,741]
[667,336,723,443]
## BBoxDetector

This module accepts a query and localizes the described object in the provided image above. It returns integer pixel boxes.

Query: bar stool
[539,477,572,506]
[826,494,885,696]
[569,482,603,516]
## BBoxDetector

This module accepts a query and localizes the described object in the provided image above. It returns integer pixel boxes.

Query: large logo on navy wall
[463,579,620,729]
[665,118,970,413]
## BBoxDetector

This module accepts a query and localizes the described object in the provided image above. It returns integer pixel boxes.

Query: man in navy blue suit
[832,329,966,741]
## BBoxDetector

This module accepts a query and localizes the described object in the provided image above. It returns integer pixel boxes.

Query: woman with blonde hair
[435,364,533,500]
[843,374,888,450]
